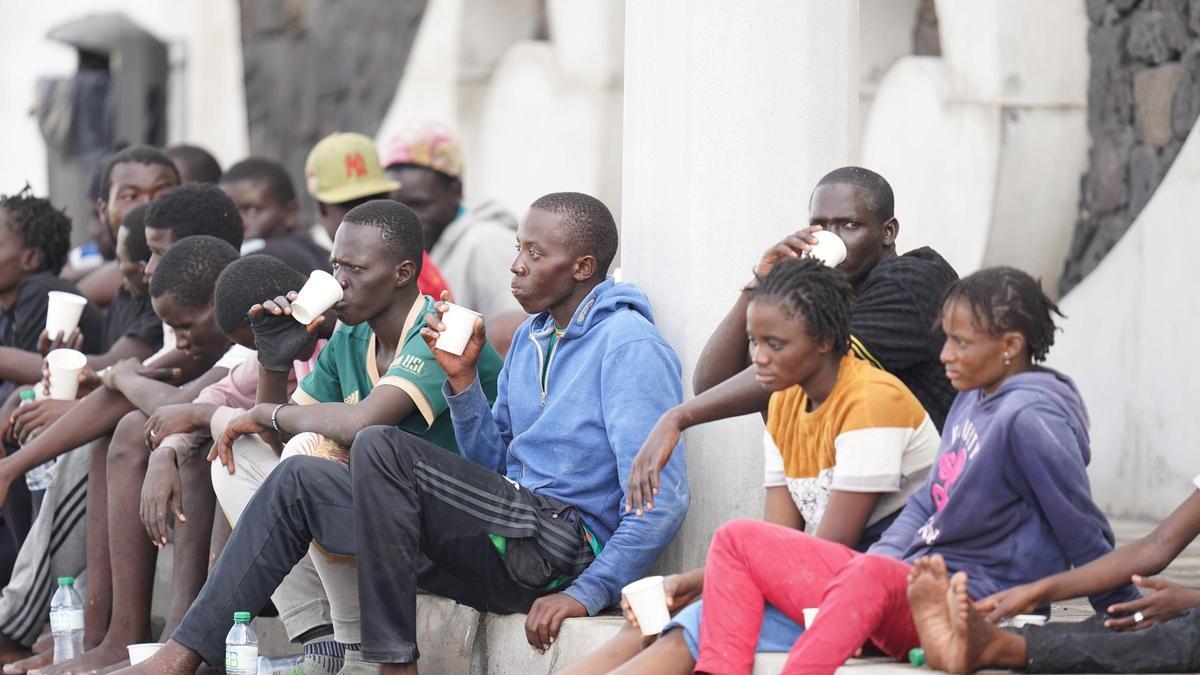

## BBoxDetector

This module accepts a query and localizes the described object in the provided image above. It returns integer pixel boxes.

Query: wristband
[270,403,290,432]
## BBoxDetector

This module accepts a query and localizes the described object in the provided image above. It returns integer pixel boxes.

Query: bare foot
[941,571,999,673]
[0,633,32,665]
[30,632,51,656]
[30,640,135,675]
[4,650,49,675]
[106,640,200,675]
[906,555,955,672]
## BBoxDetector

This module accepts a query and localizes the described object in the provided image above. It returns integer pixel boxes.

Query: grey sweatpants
[0,445,89,645]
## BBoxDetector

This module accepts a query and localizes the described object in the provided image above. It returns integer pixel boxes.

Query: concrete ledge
[413,595,912,674]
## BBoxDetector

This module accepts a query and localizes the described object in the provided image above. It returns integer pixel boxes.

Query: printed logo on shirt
[393,353,425,377]
[344,390,360,405]
[926,417,982,513]
[919,518,940,545]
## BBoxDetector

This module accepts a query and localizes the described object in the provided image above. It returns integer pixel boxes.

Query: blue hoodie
[444,278,691,614]
[870,368,1139,612]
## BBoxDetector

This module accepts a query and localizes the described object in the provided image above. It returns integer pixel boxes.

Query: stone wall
[238,0,426,220]
[1061,0,1200,294]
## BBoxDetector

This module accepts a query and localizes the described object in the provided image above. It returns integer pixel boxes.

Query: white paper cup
[621,575,671,637]
[290,270,343,325]
[803,607,820,629]
[45,291,87,340]
[45,349,87,401]
[127,642,163,665]
[807,231,847,267]
[434,303,483,356]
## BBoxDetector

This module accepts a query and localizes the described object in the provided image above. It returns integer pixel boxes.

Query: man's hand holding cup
[420,291,487,394]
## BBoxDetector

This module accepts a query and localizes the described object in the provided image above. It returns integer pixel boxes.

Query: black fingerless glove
[250,311,318,372]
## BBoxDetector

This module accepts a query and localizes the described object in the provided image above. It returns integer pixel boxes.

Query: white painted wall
[1049,118,1200,520]
[621,0,859,571]
[0,0,248,194]
[858,0,919,135]
[861,0,1088,295]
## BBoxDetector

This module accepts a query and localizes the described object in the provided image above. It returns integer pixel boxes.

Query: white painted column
[621,0,859,570]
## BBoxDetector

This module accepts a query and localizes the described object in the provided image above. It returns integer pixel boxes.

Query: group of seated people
[0,125,1196,675]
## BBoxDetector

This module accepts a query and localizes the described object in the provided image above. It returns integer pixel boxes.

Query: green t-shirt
[293,295,502,453]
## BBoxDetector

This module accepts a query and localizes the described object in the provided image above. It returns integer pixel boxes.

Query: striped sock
[336,645,381,674]
[297,637,345,674]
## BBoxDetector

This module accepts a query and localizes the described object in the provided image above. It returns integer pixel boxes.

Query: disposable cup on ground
[45,349,87,401]
[806,231,847,267]
[290,270,343,325]
[999,614,1048,629]
[45,291,87,340]
[803,607,819,629]
[621,575,671,637]
[127,642,163,664]
[434,303,483,356]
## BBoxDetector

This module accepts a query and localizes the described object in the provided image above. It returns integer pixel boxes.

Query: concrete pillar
[620,0,859,571]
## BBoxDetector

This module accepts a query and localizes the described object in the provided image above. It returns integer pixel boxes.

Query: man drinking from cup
[120,191,691,675]
[194,199,503,671]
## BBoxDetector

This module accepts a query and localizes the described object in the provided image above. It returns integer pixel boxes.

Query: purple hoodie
[870,367,1139,613]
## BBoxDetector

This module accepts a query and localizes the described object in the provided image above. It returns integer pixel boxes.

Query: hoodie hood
[529,278,655,339]
[975,367,1090,462]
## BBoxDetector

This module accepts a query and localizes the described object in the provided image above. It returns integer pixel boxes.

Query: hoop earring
[1003,352,1011,367]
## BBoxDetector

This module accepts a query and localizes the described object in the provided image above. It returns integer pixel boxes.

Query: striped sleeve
[830,382,929,493]
[763,431,786,488]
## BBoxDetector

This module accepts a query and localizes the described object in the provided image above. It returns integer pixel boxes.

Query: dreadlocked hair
[939,266,1063,363]
[0,186,72,275]
[747,257,851,357]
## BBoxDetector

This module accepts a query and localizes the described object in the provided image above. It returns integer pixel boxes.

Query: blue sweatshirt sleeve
[869,470,937,558]
[1009,405,1140,612]
[444,365,513,474]
[563,338,691,614]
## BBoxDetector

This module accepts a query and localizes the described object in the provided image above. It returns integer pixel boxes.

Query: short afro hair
[99,146,180,203]
[814,166,895,224]
[0,186,72,275]
[145,184,244,250]
[221,157,297,205]
[939,266,1064,363]
[149,235,240,309]
[341,199,424,275]
[214,255,307,335]
[748,257,851,357]
[121,203,152,263]
[165,144,223,184]
[528,192,618,278]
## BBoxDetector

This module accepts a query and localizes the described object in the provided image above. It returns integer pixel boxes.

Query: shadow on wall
[1060,0,1200,295]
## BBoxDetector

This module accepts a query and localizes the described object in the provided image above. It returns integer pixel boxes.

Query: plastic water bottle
[225,611,259,674]
[49,577,84,663]
[20,390,57,491]
[258,654,303,674]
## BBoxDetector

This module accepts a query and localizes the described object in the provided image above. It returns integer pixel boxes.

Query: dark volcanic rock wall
[1062,0,1200,294]
[238,0,427,221]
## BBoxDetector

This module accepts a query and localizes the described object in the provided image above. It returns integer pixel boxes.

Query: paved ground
[811,517,1200,675]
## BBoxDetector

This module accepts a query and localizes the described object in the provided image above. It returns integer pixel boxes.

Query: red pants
[696,520,918,675]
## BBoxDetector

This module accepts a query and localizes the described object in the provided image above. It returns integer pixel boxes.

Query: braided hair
[0,186,72,275]
[747,257,851,357]
[939,266,1063,362]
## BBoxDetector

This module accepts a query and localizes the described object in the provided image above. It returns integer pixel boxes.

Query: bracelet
[270,403,290,432]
